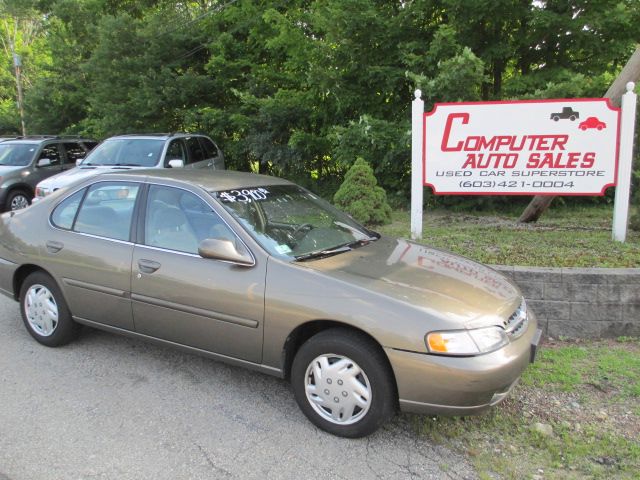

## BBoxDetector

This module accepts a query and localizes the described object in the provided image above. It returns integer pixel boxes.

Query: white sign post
[411,90,424,240]
[612,82,637,242]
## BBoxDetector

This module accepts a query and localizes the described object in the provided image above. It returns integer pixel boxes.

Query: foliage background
[0,0,638,209]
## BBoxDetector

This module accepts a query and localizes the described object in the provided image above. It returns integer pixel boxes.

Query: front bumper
[387,311,541,416]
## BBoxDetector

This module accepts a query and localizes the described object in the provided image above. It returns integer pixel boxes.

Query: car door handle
[138,259,161,274]
[45,241,64,253]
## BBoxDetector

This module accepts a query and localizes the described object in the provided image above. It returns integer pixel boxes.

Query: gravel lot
[0,294,476,480]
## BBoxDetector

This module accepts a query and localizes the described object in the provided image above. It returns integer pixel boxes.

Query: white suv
[36,133,224,199]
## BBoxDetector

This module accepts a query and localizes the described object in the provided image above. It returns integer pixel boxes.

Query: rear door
[130,183,265,362]
[199,136,224,170]
[62,142,90,170]
[44,181,141,330]
[184,136,208,169]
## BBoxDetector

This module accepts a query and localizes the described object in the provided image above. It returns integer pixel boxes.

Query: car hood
[38,165,146,189]
[301,236,522,328]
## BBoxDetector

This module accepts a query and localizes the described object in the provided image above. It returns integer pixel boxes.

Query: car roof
[107,133,209,141]
[1,136,94,145]
[96,169,294,191]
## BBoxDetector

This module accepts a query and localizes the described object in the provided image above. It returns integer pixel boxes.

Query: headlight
[426,326,509,356]
[36,186,49,198]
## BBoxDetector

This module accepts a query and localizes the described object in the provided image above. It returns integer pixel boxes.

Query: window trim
[138,182,255,266]
[50,187,87,231]
[37,142,63,167]
[48,179,256,266]
[49,180,145,243]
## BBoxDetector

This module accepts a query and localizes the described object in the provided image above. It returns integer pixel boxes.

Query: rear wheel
[6,189,31,211]
[291,328,396,438]
[19,271,79,347]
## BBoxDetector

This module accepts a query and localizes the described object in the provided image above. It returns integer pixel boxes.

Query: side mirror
[76,159,84,166]
[168,159,185,168]
[36,158,51,167]
[198,238,254,266]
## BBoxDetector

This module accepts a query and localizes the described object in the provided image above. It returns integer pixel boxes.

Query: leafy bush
[333,158,392,225]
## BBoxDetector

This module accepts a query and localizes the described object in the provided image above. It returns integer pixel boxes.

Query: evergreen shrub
[333,158,392,225]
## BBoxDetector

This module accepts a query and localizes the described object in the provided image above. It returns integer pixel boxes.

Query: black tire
[6,189,32,211]
[19,271,79,347]
[291,328,396,438]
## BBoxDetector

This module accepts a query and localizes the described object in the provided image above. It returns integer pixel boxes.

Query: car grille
[504,300,528,339]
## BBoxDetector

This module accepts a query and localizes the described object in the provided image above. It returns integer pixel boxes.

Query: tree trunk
[517,196,555,223]
[518,45,640,223]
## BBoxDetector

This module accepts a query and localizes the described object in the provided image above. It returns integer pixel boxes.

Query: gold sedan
[0,169,541,437]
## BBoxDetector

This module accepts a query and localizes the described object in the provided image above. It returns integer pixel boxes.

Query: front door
[130,184,265,363]
[30,143,65,186]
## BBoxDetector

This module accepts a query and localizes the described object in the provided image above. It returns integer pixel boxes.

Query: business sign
[423,99,620,195]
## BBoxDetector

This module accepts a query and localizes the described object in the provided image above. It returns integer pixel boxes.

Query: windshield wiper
[294,245,353,262]
[294,237,377,262]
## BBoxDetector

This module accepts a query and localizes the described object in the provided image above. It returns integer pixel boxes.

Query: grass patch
[377,205,640,267]
[414,339,640,479]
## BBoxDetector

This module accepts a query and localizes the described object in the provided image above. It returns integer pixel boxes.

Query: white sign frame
[410,86,637,242]
[423,98,621,196]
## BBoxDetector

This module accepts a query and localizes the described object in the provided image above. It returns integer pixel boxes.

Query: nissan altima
[0,169,541,437]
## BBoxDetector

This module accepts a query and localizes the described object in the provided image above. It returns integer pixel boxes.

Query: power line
[149,0,238,41]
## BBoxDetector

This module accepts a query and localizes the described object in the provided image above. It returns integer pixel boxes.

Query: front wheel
[6,190,31,211]
[19,271,79,347]
[291,328,396,437]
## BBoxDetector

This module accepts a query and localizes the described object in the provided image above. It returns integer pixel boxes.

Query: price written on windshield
[218,188,270,203]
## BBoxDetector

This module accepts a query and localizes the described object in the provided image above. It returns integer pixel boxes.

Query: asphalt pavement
[0,294,477,480]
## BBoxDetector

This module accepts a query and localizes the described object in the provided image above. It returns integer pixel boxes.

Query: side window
[74,182,140,241]
[185,137,205,164]
[165,139,186,166]
[145,185,236,254]
[64,143,88,163]
[82,141,98,151]
[199,137,218,159]
[38,144,61,166]
[51,189,86,230]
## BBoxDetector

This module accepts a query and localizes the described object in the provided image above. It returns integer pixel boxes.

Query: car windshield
[80,138,164,167]
[0,143,37,166]
[213,184,377,260]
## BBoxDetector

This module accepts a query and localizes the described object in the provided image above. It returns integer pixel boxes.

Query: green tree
[0,0,46,134]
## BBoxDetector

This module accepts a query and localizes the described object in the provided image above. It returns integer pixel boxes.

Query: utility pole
[11,51,26,136]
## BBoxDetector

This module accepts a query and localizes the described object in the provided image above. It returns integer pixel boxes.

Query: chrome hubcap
[304,354,371,425]
[11,194,29,210]
[24,284,58,337]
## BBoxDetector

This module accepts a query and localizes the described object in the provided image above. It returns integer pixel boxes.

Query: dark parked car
[0,169,541,438]
[0,136,97,211]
